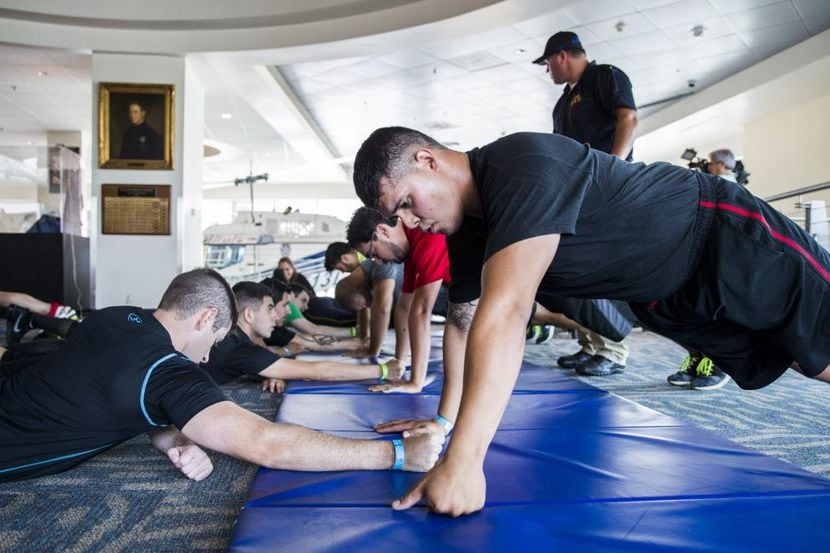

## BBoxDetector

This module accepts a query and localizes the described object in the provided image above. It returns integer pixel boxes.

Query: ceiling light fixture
[221,113,232,119]
[691,25,705,38]
[37,71,48,77]
[615,21,627,33]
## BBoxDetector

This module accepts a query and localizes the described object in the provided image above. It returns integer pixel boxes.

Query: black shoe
[575,355,625,376]
[556,351,593,369]
[667,354,700,387]
[691,359,731,391]
[6,305,34,345]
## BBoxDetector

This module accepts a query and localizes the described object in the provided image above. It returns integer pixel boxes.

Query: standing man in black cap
[534,30,638,159]
[532,31,639,376]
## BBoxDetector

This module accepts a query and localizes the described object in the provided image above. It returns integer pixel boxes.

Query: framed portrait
[98,82,174,170]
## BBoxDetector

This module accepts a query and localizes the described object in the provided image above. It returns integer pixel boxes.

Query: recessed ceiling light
[516,48,526,54]
[37,71,48,77]
[27,140,33,145]
[221,113,232,119]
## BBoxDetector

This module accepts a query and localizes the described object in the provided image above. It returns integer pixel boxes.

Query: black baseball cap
[532,31,583,64]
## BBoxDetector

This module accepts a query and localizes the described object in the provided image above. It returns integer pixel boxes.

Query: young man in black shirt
[201,280,402,390]
[0,268,442,483]
[352,126,830,517]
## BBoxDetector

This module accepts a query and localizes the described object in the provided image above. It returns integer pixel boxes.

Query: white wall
[744,94,830,199]
[91,53,204,308]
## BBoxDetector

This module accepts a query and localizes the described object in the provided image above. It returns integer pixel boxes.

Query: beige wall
[744,93,830,199]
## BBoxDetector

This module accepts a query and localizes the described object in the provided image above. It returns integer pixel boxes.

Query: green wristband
[350,326,358,337]
[379,362,389,380]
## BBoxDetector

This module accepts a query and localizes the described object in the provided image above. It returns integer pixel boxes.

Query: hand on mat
[374,418,443,437]
[369,380,422,394]
[260,378,286,393]
[285,342,305,356]
[393,457,486,516]
[167,444,214,482]
[402,433,445,472]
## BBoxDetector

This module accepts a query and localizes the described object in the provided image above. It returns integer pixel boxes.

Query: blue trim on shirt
[140,352,179,427]
[0,441,118,475]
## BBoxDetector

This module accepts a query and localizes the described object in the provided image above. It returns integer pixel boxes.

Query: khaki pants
[576,328,628,365]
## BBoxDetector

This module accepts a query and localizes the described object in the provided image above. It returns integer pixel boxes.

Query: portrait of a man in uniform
[120,101,163,160]
[99,83,173,169]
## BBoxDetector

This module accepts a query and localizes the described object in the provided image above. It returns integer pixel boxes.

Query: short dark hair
[158,268,237,330]
[260,277,291,300]
[288,282,312,298]
[128,100,147,112]
[232,281,272,314]
[565,47,586,57]
[325,242,352,271]
[353,126,446,208]
[346,207,396,247]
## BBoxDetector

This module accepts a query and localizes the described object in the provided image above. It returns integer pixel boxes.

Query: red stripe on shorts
[699,200,830,282]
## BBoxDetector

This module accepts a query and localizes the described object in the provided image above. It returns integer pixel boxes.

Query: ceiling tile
[372,49,440,69]
[740,20,810,57]
[728,2,801,33]
[708,0,785,15]
[803,15,830,35]
[641,0,720,27]
[561,0,639,26]
[793,0,830,19]
[628,0,684,8]
[585,13,658,41]
[511,10,582,39]
[608,30,676,56]
[662,17,735,46]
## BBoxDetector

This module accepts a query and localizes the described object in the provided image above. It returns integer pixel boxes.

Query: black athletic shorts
[631,176,830,389]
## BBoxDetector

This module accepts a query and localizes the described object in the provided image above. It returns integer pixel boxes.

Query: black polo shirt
[0,307,226,482]
[201,326,280,385]
[447,133,708,304]
[553,61,636,160]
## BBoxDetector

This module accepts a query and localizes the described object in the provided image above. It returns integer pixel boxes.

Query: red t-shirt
[402,226,452,293]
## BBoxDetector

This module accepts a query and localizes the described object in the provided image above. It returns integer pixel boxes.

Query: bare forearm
[611,113,637,158]
[266,359,381,381]
[182,403,396,472]
[437,301,474,421]
[446,299,528,463]
[0,291,50,314]
[369,303,392,356]
[408,288,438,387]
[393,301,410,361]
[358,308,370,341]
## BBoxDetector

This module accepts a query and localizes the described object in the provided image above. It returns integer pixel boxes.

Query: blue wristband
[434,414,454,433]
[391,439,405,471]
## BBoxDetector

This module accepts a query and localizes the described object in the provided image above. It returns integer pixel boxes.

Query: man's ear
[376,223,392,239]
[195,307,219,331]
[414,148,436,170]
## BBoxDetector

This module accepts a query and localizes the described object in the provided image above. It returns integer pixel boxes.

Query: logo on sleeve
[128,313,144,324]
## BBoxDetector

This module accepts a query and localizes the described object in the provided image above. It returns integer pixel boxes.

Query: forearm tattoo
[447,300,477,331]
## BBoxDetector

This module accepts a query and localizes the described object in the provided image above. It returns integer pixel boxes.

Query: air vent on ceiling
[446,51,506,72]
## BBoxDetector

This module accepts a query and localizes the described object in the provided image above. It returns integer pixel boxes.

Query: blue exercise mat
[230,358,830,552]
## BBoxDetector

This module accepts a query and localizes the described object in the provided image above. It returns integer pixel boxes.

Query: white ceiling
[276,0,830,160]
[0,0,829,190]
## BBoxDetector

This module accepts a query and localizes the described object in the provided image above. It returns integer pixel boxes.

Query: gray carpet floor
[1,329,829,551]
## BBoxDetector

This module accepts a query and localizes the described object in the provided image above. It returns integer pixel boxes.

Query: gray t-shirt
[361,259,403,307]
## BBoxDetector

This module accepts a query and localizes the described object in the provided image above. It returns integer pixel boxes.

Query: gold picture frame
[98,82,174,170]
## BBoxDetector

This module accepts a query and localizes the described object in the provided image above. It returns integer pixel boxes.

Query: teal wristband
[391,439,405,471]
[434,415,454,433]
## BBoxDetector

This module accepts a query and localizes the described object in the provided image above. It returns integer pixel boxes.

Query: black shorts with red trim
[631,176,830,390]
